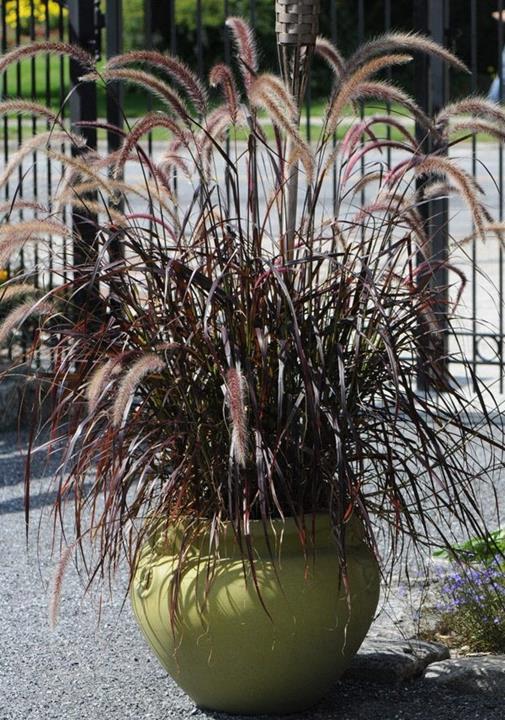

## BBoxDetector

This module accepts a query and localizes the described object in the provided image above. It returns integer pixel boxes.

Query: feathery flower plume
[0,299,54,346]
[315,37,345,79]
[80,69,189,124]
[106,51,208,114]
[458,222,505,248]
[112,354,165,427]
[0,100,64,127]
[249,86,314,183]
[352,194,427,246]
[115,112,187,177]
[325,55,412,136]
[0,200,46,215]
[158,138,192,179]
[198,105,239,166]
[345,81,433,133]
[449,120,505,143]
[0,131,85,190]
[0,219,70,265]
[341,115,417,158]
[346,32,468,75]
[423,181,455,201]
[342,139,414,186]
[0,42,95,77]
[252,74,298,123]
[48,151,137,205]
[0,283,39,304]
[62,197,126,226]
[87,358,123,414]
[226,367,247,467]
[437,97,505,130]
[225,17,258,90]
[49,543,75,629]
[388,154,485,236]
[209,64,240,123]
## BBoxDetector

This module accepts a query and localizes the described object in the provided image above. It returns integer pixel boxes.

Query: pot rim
[142,511,367,562]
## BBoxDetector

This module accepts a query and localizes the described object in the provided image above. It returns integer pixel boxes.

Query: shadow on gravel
[0,431,62,488]
[197,678,502,720]
[0,481,91,516]
[0,488,58,515]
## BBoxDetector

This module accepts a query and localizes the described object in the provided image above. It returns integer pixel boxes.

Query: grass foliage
[0,21,505,595]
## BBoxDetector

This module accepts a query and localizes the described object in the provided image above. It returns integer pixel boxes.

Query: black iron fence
[1,0,505,387]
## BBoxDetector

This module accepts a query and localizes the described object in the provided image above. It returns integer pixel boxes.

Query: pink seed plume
[112,354,165,427]
[87,358,123,414]
[0,299,54,346]
[209,64,239,123]
[226,367,247,467]
[315,37,345,78]
[106,51,208,114]
[225,17,258,90]
[0,42,94,76]
[49,543,75,629]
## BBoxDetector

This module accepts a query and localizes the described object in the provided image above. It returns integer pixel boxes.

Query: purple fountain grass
[105,50,208,115]
[225,16,258,90]
[345,31,468,75]
[252,74,299,122]
[0,20,503,602]
[0,219,71,265]
[0,131,85,190]
[315,36,345,79]
[0,283,41,303]
[112,354,166,428]
[113,112,188,178]
[249,83,314,182]
[450,119,505,144]
[87,357,124,415]
[0,299,54,346]
[49,542,76,629]
[0,99,67,127]
[0,199,48,216]
[0,41,94,75]
[209,64,240,124]
[81,68,190,124]
[226,367,248,468]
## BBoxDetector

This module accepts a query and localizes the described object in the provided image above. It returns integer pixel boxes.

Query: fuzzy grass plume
[226,367,248,468]
[0,299,53,346]
[49,543,75,629]
[112,354,165,428]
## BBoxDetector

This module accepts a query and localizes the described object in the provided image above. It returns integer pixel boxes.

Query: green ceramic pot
[131,514,380,715]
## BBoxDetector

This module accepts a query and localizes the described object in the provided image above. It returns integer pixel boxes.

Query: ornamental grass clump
[0,19,504,596]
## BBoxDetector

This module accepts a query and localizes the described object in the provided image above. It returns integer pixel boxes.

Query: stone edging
[345,639,505,697]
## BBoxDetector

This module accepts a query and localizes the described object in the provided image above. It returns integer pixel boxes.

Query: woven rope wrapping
[275,0,320,45]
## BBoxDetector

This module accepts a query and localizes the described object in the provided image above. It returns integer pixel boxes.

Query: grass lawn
[2,55,70,103]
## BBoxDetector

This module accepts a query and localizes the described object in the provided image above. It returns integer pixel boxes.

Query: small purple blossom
[434,560,505,652]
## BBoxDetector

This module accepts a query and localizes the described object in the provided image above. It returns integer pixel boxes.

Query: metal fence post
[105,0,125,262]
[413,0,450,390]
[68,0,102,319]
[106,0,123,155]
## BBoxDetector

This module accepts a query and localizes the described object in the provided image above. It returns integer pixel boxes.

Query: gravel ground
[0,431,503,720]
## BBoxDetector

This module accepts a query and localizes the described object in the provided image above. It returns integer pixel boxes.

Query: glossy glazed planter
[131,515,380,715]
